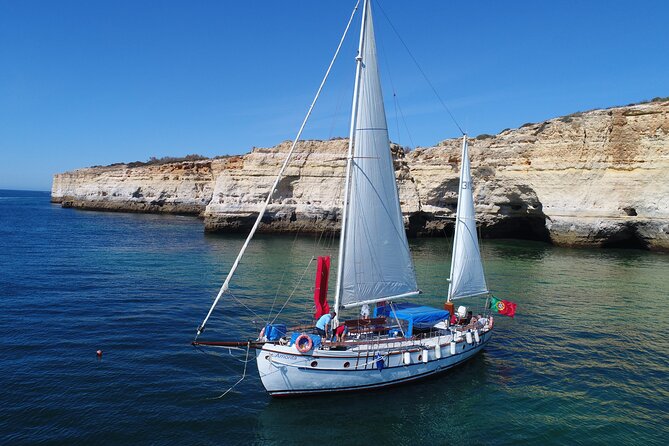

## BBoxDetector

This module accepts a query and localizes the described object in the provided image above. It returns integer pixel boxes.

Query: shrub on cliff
[126,154,208,168]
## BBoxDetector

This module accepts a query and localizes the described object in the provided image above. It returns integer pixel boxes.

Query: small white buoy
[474,330,481,343]
[450,342,456,355]
[465,332,473,344]
[96,350,103,359]
[403,351,411,365]
[422,349,429,363]
[434,344,441,359]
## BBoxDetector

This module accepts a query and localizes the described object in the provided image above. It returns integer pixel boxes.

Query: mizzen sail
[340,2,418,308]
[447,137,488,300]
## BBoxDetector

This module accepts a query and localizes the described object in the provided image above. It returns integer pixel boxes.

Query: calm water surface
[1,190,667,445]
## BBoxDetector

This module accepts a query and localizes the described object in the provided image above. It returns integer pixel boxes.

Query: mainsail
[447,137,488,300]
[338,1,419,309]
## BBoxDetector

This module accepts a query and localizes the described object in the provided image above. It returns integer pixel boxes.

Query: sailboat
[193,0,494,397]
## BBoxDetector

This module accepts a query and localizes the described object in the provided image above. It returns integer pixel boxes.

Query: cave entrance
[601,226,649,250]
[481,216,551,243]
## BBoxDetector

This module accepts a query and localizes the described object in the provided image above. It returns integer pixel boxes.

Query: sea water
[1,190,667,445]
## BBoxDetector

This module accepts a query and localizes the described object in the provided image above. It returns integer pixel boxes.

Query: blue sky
[1,0,667,191]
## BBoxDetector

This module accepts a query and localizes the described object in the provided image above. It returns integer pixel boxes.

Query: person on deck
[316,310,336,338]
[450,312,458,326]
[333,324,348,342]
[360,303,370,320]
[460,316,478,331]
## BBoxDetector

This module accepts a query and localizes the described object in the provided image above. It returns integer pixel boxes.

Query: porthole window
[265,355,270,360]
[311,361,318,368]
[343,362,350,368]
[418,355,422,361]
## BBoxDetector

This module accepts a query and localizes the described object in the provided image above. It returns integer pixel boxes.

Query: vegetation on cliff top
[90,97,668,166]
[127,154,208,168]
[94,154,233,169]
[473,96,669,140]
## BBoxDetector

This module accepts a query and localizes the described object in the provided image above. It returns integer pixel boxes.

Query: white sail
[340,1,419,308]
[447,137,488,300]
[195,1,361,337]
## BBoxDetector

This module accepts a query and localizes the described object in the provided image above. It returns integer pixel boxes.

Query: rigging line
[393,95,402,147]
[195,0,362,338]
[270,256,315,325]
[442,226,455,291]
[266,229,303,325]
[313,220,329,259]
[227,347,256,363]
[373,0,465,136]
[376,22,417,150]
[309,149,345,298]
[209,342,251,400]
[375,22,402,147]
[192,344,248,375]
[484,295,492,316]
[227,291,264,320]
[327,87,347,140]
[266,266,289,325]
[353,163,414,261]
[396,94,416,149]
[193,344,254,364]
[476,210,491,293]
[281,225,314,321]
[310,213,334,284]
[389,302,406,338]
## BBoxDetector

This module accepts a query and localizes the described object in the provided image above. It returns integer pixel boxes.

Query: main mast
[333,0,368,324]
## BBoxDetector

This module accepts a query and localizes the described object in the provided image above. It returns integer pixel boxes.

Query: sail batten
[448,137,488,301]
[339,1,419,308]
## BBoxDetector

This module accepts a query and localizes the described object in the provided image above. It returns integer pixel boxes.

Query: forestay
[340,2,419,308]
[447,137,488,300]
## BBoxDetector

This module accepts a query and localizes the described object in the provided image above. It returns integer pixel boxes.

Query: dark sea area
[1,189,667,445]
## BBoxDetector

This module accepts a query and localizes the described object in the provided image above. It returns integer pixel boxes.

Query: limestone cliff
[51,100,669,250]
[51,159,228,214]
[409,101,669,250]
[204,139,348,233]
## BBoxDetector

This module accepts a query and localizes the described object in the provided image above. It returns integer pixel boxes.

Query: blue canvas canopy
[375,303,450,336]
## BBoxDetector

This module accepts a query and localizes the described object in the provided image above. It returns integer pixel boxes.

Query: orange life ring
[295,334,313,353]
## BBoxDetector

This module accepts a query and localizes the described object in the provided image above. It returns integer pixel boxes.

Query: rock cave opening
[482,216,551,243]
[601,225,649,250]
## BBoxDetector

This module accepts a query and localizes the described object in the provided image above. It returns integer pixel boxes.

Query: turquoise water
[1,190,667,445]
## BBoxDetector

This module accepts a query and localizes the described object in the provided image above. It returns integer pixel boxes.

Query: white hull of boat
[256,329,492,397]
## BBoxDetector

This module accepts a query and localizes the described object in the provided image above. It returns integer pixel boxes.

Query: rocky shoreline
[52,101,669,251]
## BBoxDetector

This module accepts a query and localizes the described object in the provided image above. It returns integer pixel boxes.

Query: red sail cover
[313,256,331,319]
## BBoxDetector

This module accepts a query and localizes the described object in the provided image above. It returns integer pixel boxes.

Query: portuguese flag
[489,296,517,318]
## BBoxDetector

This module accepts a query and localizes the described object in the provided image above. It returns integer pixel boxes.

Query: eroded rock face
[453,101,669,251]
[204,139,349,233]
[51,160,225,214]
[51,101,669,250]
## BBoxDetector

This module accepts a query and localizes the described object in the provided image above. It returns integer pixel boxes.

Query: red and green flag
[489,296,517,318]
